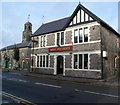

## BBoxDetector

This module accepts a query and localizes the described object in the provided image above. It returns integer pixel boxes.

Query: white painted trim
[35,56,37,67]
[63,55,65,76]
[31,54,36,56]
[39,36,40,48]
[55,33,57,46]
[72,54,74,69]
[31,40,101,50]
[54,55,57,75]
[88,53,90,69]
[66,22,100,31]
[32,67,54,69]
[65,68,101,72]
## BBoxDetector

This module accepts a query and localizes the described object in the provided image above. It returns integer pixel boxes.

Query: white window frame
[73,53,89,70]
[74,27,89,44]
[40,35,46,47]
[36,55,50,68]
[56,32,65,46]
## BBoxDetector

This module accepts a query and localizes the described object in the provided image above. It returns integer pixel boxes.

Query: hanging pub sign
[48,46,73,52]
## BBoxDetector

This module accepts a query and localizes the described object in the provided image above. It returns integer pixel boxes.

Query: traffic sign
[25,56,30,61]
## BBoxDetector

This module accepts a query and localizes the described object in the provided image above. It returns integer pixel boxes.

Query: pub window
[79,28,83,43]
[43,36,46,47]
[61,32,64,45]
[84,54,88,69]
[84,27,88,42]
[57,33,60,46]
[41,36,43,47]
[74,55,78,69]
[40,56,42,67]
[37,56,39,67]
[39,55,49,68]
[74,29,78,43]
[57,32,64,46]
[73,54,89,69]
[43,56,45,67]
[46,55,49,67]
[40,35,46,47]
[79,54,82,69]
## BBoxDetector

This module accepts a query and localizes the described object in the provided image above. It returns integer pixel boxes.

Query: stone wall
[34,48,48,54]
[65,31,72,44]
[47,34,55,46]
[65,70,101,79]
[50,55,54,67]
[65,55,72,68]
[89,25,100,41]
[73,42,101,52]
[101,26,118,78]
[90,54,101,70]
[33,68,54,74]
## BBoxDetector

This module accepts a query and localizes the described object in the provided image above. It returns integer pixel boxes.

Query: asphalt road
[2,72,119,104]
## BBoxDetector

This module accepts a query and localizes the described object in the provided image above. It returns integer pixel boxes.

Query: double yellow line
[2,91,37,105]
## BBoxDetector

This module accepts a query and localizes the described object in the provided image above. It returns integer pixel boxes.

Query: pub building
[31,3,120,79]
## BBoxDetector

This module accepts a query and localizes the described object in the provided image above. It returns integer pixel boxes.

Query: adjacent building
[31,4,120,79]
[0,21,32,70]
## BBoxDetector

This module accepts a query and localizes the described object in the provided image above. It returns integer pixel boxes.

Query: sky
[0,1,119,49]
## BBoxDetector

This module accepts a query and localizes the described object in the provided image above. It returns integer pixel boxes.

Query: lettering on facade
[48,46,73,52]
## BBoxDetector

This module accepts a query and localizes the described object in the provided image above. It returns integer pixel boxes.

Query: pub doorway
[57,56,63,75]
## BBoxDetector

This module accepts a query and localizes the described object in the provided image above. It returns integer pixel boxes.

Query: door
[57,56,63,75]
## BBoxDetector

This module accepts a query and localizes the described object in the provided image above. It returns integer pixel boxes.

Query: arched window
[29,26,31,30]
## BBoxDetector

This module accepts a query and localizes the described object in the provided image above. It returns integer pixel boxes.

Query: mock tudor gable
[33,4,119,37]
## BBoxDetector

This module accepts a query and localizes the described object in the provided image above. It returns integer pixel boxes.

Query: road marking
[3,91,36,105]
[4,77,29,83]
[35,82,62,88]
[18,79,28,83]
[74,89,119,98]
[10,72,21,75]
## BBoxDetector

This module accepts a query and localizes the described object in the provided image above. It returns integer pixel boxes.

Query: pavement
[2,69,120,88]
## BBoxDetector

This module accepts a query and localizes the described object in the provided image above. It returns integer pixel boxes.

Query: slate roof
[32,4,119,37]
[1,42,32,51]
[33,17,70,36]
